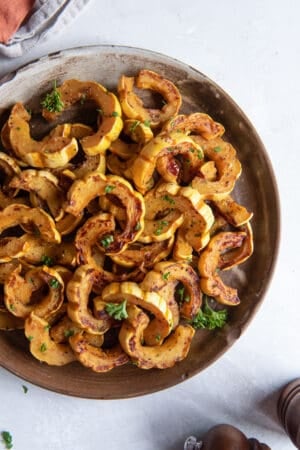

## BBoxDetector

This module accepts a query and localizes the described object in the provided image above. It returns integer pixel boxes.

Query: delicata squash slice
[7,103,78,168]
[198,231,247,305]
[119,304,195,369]
[25,312,76,366]
[4,265,64,319]
[69,331,129,373]
[66,172,145,253]
[101,281,174,346]
[118,69,182,128]
[42,79,123,156]
[0,69,254,373]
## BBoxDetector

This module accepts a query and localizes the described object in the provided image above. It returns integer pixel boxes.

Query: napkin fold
[0,0,91,58]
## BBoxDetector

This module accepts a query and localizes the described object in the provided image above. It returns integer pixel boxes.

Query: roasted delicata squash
[118,69,182,128]
[69,331,129,373]
[42,79,123,155]
[101,281,174,346]
[66,172,145,253]
[119,305,195,369]
[7,103,78,168]
[198,231,247,305]
[25,312,76,365]
[0,70,254,373]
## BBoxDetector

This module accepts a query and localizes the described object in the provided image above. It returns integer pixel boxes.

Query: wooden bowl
[0,45,280,398]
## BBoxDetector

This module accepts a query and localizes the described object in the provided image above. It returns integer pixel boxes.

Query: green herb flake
[49,278,60,289]
[189,147,195,153]
[40,343,47,353]
[41,255,53,267]
[27,335,34,342]
[105,300,128,320]
[176,286,185,303]
[41,80,64,113]
[22,385,28,394]
[111,111,119,117]
[162,195,175,205]
[64,329,75,338]
[44,324,51,331]
[134,222,142,231]
[154,220,168,236]
[100,234,114,248]
[197,150,204,160]
[143,120,151,127]
[1,431,13,449]
[184,295,191,303]
[155,334,161,342]
[104,185,115,194]
[213,146,222,153]
[162,272,170,281]
[129,120,140,133]
[9,304,14,311]
[190,296,228,330]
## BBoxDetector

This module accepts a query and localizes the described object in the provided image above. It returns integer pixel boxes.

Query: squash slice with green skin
[42,79,123,156]
[119,304,195,369]
[101,281,173,346]
[7,103,78,168]
[25,312,76,365]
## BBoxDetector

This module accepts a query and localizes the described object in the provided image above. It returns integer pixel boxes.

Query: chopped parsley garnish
[64,329,75,338]
[143,120,151,127]
[162,194,175,205]
[176,284,190,303]
[162,272,171,280]
[129,120,140,133]
[41,255,53,266]
[40,343,47,353]
[190,297,228,330]
[213,146,222,153]
[22,385,28,394]
[154,220,168,236]
[27,335,33,342]
[155,334,161,342]
[197,150,203,159]
[49,278,60,289]
[100,234,114,248]
[1,431,13,449]
[105,300,128,320]
[41,80,64,113]
[9,304,14,311]
[111,111,119,117]
[104,185,115,194]
[44,324,51,331]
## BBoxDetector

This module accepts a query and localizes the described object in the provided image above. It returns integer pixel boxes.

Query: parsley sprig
[41,80,64,113]
[190,296,228,330]
[105,300,128,320]
[1,431,13,449]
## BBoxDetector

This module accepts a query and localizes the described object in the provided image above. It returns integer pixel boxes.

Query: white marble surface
[0,1,299,449]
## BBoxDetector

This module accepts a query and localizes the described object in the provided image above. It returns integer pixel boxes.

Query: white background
[0,1,299,449]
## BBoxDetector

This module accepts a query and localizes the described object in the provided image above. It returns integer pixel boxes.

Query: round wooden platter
[0,45,280,399]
